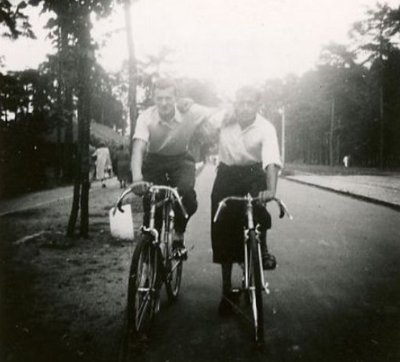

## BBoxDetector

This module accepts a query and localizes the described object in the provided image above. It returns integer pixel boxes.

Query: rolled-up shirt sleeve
[190,105,226,145]
[261,124,283,169]
[132,112,150,143]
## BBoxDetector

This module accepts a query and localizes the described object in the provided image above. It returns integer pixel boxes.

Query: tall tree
[65,0,114,238]
[350,2,397,168]
[17,0,114,237]
[123,0,138,151]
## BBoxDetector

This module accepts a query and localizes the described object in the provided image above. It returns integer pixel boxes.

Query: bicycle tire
[248,230,264,342]
[164,215,183,300]
[165,246,183,300]
[126,234,158,337]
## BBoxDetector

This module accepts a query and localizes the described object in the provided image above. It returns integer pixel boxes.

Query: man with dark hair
[131,78,219,257]
[211,85,282,316]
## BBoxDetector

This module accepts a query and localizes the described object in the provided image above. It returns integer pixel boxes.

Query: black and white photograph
[1,0,400,361]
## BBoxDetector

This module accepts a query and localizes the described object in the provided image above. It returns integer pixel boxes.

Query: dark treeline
[261,3,400,168]
[0,0,125,200]
[0,64,125,192]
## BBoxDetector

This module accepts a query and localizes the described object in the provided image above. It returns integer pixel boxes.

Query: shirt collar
[156,106,182,126]
[237,113,261,134]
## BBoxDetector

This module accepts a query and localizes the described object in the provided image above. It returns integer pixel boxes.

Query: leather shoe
[262,253,277,270]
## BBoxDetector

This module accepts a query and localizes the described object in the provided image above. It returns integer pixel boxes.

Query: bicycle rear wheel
[248,230,264,343]
[127,234,158,336]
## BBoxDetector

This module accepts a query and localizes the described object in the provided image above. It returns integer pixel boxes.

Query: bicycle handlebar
[113,181,189,219]
[213,195,293,223]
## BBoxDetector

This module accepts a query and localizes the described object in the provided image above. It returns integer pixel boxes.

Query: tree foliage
[261,3,400,168]
[0,0,35,39]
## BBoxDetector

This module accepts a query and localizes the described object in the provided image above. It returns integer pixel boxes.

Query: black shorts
[211,162,271,264]
[142,152,198,233]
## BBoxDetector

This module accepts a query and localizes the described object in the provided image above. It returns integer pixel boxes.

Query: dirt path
[0,184,140,362]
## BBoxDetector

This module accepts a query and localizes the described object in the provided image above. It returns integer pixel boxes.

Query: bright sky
[1,0,399,96]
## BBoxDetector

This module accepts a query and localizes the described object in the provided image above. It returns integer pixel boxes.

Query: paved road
[122,165,400,362]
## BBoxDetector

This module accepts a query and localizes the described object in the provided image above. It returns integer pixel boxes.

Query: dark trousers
[142,153,198,234]
[211,163,271,264]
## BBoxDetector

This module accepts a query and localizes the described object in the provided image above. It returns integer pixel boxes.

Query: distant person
[93,144,112,188]
[343,155,350,168]
[116,144,130,189]
[89,144,97,183]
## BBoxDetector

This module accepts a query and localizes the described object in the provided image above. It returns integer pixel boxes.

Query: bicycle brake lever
[278,204,285,219]
[274,199,293,220]
[213,202,226,223]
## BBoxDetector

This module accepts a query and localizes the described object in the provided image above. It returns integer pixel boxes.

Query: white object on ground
[109,204,134,240]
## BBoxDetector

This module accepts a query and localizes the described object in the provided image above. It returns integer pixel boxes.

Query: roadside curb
[284,176,400,212]
[0,194,73,218]
[0,180,117,218]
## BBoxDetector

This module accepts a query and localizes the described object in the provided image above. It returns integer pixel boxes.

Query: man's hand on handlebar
[131,179,150,196]
[258,190,275,203]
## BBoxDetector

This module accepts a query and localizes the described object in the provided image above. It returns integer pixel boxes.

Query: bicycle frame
[114,182,188,328]
[214,194,292,342]
[242,195,269,295]
[115,182,188,245]
[214,194,291,295]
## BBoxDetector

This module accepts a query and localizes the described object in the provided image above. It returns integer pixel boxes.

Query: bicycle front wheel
[127,234,158,336]
[248,230,264,343]
[165,239,183,300]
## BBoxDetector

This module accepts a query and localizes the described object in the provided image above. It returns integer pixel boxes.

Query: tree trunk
[379,84,384,168]
[60,20,74,181]
[336,134,341,165]
[78,14,92,238]
[66,12,92,238]
[63,87,74,180]
[281,106,285,165]
[56,25,65,182]
[66,155,81,237]
[124,0,138,152]
[329,97,335,166]
[56,109,62,180]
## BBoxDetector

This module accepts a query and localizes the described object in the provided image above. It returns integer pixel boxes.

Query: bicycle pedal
[178,249,188,261]
[173,248,188,261]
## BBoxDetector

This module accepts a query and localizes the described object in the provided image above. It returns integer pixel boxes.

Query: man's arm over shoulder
[261,119,283,170]
[189,104,225,149]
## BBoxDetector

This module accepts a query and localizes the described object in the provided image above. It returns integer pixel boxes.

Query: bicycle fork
[243,196,270,294]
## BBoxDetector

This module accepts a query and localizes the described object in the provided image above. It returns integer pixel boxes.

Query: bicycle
[113,181,188,339]
[213,195,292,343]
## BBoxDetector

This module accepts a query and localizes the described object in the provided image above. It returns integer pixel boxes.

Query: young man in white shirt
[211,86,282,316]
